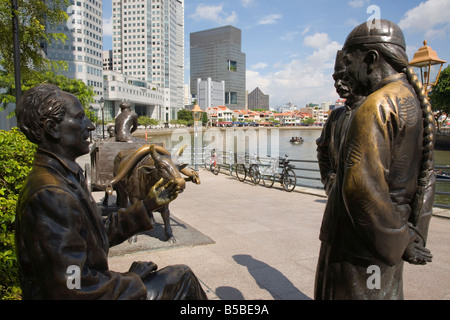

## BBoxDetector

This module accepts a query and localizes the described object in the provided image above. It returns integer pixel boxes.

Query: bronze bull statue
[105,144,200,243]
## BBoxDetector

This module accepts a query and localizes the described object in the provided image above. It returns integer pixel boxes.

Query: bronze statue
[14,84,207,300]
[316,50,365,195]
[115,101,138,142]
[315,19,435,300]
[112,144,200,243]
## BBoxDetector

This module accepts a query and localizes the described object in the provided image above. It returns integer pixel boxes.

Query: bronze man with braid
[314,20,435,300]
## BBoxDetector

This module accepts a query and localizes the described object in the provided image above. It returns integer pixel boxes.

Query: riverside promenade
[77,152,450,300]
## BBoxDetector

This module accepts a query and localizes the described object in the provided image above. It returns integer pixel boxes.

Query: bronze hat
[343,19,406,51]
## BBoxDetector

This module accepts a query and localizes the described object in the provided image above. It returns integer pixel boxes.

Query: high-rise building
[43,0,104,106]
[190,25,246,110]
[112,0,185,121]
[248,87,269,110]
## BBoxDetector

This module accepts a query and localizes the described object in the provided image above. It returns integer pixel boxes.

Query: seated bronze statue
[14,84,207,300]
[115,101,138,142]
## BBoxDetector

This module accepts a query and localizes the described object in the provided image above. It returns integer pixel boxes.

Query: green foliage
[177,109,207,126]
[429,65,450,114]
[0,128,36,300]
[1,70,96,116]
[0,0,69,103]
[138,116,159,128]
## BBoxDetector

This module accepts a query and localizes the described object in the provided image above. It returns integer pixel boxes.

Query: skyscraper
[112,0,185,121]
[43,0,104,105]
[190,25,246,110]
[248,87,269,110]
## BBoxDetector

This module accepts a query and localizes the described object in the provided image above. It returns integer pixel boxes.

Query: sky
[102,0,450,108]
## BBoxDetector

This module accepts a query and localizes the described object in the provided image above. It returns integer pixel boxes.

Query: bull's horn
[152,144,171,156]
[108,144,154,190]
[106,144,173,194]
[175,144,188,157]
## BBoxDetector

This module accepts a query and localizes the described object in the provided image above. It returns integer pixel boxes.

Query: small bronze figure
[315,19,435,300]
[15,84,207,300]
[115,101,139,142]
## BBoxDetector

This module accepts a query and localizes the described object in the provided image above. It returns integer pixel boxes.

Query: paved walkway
[79,153,450,300]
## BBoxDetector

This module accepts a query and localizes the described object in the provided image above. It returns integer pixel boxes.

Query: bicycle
[262,154,297,192]
[235,153,260,185]
[204,148,221,175]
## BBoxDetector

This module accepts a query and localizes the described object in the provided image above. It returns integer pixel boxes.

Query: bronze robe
[315,73,434,299]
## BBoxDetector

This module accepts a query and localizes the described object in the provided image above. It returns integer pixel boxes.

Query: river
[134,126,450,206]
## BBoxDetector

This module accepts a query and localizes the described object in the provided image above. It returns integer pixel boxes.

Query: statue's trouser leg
[145,264,208,300]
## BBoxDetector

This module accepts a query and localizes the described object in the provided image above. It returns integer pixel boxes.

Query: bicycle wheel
[249,164,261,185]
[262,174,275,188]
[204,156,212,171]
[282,168,297,192]
[211,163,220,175]
[235,163,247,182]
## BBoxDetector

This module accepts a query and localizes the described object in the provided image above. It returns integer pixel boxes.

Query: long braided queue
[361,43,436,242]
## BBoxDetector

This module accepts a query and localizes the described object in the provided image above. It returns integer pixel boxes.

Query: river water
[136,127,450,205]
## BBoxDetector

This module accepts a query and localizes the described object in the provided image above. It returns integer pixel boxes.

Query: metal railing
[194,149,450,209]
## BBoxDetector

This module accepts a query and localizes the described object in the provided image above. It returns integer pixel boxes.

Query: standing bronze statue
[115,100,139,142]
[315,19,435,300]
[14,84,207,300]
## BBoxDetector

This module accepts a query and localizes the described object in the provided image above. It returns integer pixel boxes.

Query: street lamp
[192,104,204,171]
[99,97,105,139]
[409,40,447,97]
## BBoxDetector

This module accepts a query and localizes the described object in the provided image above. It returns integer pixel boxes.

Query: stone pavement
[78,153,450,300]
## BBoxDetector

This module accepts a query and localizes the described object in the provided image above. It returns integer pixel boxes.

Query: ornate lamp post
[409,40,447,97]
[192,104,204,171]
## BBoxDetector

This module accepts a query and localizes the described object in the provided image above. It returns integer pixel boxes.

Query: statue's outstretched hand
[403,236,433,265]
[144,178,180,212]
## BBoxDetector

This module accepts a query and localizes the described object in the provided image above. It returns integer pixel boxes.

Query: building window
[225,92,237,104]
[227,60,237,72]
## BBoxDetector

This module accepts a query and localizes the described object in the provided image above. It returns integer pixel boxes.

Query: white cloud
[189,4,238,25]
[301,27,310,36]
[280,31,299,41]
[103,17,113,36]
[303,33,331,49]
[348,0,369,8]
[246,33,342,107]
[241,0,255,7]
[250,62,268,70]
[258,14,282,25]
[399,0,450,39]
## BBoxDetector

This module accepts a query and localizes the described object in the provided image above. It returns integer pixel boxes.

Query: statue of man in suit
[15,84,207,300]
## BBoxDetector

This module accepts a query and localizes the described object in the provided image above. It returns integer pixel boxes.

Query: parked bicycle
[261,154,297,192]
[204,147,221,175]
[235,153,260,185]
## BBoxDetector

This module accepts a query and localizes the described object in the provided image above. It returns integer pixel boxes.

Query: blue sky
[102,0,450,108]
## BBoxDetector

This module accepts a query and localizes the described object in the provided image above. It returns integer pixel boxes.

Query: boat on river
[289,137,303,144]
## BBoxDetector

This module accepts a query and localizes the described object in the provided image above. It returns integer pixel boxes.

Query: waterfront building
[43,0,104,109]
[197,78,225,110]
[190,25,246,110]
[112,0,185,121]
[248,87,269,110]
[103,70,165,122]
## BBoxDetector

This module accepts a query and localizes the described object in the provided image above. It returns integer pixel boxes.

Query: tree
[428,65,450,132]
[429,65,450,111]
[0,0,69,109]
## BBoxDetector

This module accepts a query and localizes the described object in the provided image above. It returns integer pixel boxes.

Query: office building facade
[43,0,104,106]
[190,25,246,110]
[112,0,185,121]
[248,87,269,110]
